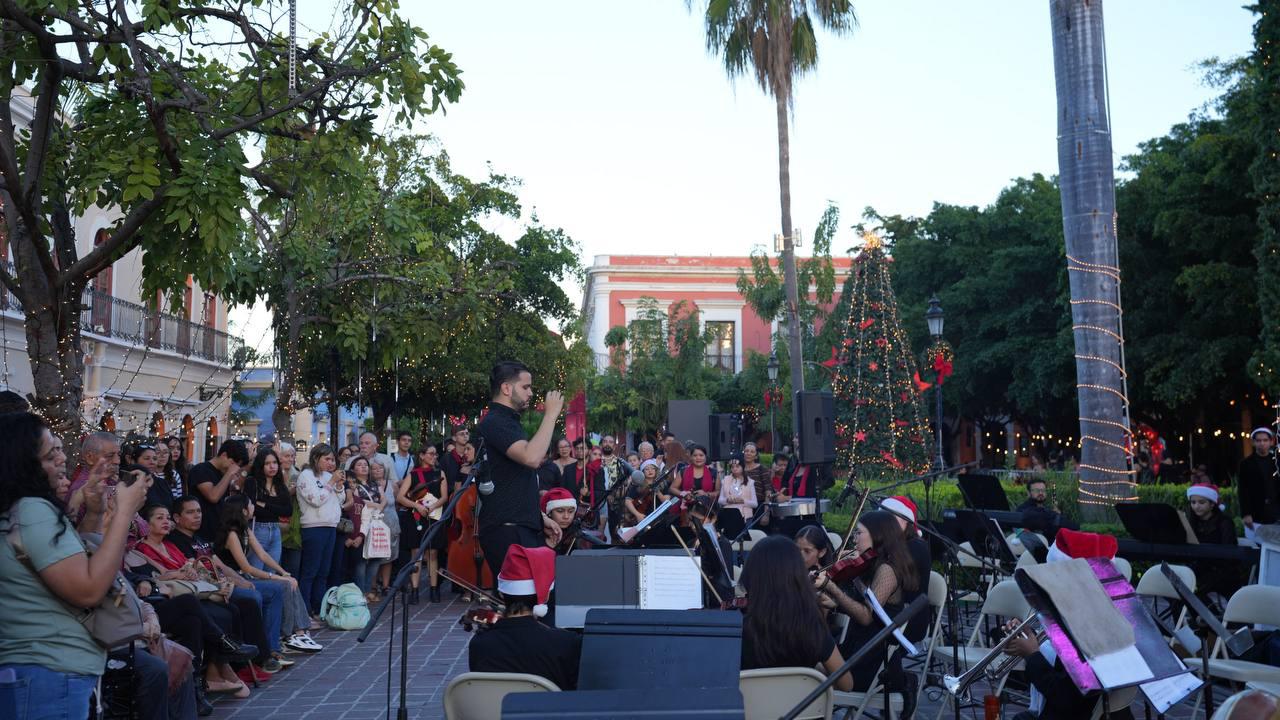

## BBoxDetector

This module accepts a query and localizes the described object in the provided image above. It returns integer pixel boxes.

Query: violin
[824,548,879,584]
[459,606,503,633]
[720,596,748,612]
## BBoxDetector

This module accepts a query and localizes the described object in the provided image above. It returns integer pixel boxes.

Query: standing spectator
[391,431,414,483]
[441,426,472,494]
[337,445,354,469]
[155,441,186,500]
[397,446,448,603]
[742,443,770,507]
[189,439,251,540]
[347,457,384,598]
[297,444,346,615]
[276,443,299,489]
[347,431,396,484]
[1239,427,1279,539]
[0,413,148,720]
[371,460,401,594]
[718,455,758,536]
[165,436,191,477]
[244,448,291,570]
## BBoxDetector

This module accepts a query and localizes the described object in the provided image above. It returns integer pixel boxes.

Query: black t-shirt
[167,529,218,576]
[468,615,582,690]
[741,618,835,671]
[188,461,223,539]
[904,535,933,642]
[476,403,540,532]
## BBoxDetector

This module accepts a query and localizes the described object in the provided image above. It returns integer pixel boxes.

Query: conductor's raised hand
[543,390,565,418]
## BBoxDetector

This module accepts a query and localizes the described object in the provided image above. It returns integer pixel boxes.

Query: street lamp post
[925,295,946,472]
[767,352,780,453]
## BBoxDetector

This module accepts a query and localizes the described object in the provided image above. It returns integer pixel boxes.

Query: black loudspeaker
[707,413,742,461]
[796,390,836,464]
[667,399,711,448]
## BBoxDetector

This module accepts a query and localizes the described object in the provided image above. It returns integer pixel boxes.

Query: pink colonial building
[581,255,855,371]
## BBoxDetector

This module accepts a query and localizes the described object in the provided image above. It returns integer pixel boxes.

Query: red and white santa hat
[1046,527,1118,564]
[1186,483,1220,504]
[498,545,556,618]
[541,487,576,514]
[881,496,921,536]
[1252,427,1275,440]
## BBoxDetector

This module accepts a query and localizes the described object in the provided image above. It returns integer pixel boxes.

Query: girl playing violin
[623,460,665,527]
[812,510,917,691]
[542,488,589,556]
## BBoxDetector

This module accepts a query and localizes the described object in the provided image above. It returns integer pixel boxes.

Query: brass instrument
[942,612,1045,700]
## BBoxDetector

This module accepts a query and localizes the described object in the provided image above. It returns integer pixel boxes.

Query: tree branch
[59,191,167,288]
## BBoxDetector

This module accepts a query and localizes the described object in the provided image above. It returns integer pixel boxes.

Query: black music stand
[577,609,742,691]
[1159,562,1254,717]
[1018,530,1049,564]
[1116,503,1191,545]
[952,509,1018,570]
[957,474,1011,512]
[502,688,745,719]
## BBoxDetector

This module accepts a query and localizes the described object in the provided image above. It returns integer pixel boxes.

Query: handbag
[6,510,146,649]
[362,515,392,560]
[158,578,227,602]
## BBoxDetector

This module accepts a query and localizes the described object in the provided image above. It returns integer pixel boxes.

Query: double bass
[446,446,493,591]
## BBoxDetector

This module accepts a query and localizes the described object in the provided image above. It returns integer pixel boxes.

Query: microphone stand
[780,594,929,720]
[358,455,483,720]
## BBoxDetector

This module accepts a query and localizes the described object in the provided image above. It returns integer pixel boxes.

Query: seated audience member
[0,413,147,720]
[1001,529,1134,720]
[739,536,853,691]
[1185,483,1244,609]
[716,455,757,538]
[468,545,582,689]
[167,495,280,682]
[215,495,321,656]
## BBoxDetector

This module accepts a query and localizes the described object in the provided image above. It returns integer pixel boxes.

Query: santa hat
[639,458,660,473]
[881,496,921,536]
[1252,427,1275,440]
[498,545,556,618]
[541,487,576,514]
[1186,483,1220,504]
[1046,528,1118,564]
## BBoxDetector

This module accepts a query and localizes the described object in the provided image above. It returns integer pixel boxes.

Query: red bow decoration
[859,318,875,331]
[913,371,932,392]
[932,354,953,384]
[763,387,783,409]
[881,451,904,469]
[821,346,840,368]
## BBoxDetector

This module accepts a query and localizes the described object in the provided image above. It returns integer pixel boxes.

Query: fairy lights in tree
[830,231,930,480]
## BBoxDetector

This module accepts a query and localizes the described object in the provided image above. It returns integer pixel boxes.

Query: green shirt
[0,498,105,675]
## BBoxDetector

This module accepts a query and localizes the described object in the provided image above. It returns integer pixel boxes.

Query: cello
[446,445,493,593]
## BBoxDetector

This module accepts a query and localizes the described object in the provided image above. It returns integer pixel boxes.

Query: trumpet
[943,612,1045,699]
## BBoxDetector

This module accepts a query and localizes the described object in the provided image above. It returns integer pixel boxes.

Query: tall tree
[690,0,858,405]
[0,0,460,449]
[1049,0,1134,516]
[1249,2,1280,401]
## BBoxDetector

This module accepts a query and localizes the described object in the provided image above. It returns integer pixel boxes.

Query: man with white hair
[347,431,397,482]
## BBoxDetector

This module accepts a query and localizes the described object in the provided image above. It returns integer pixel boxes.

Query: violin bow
[670,526,726,608]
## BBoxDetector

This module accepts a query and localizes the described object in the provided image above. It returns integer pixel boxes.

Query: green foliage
[1249,5,1280,395]
[737,202,838,336]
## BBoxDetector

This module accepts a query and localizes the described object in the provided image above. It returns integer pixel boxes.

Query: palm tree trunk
[776,90,805,412]
[1050,0,1134,521]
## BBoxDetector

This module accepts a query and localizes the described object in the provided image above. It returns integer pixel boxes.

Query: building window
[705,321,735,373]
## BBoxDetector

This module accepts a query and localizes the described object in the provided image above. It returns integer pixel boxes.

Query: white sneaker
[295,632,323,652]
[283,634,320,653]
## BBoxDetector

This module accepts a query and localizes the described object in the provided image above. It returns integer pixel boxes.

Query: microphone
[630,469,645,484]
[836,479,859,508]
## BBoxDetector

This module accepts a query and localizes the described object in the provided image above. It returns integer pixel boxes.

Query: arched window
[89,229,113,334]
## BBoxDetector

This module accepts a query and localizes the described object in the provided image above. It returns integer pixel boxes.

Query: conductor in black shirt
[476,361,566,577]
[468,545,581,689]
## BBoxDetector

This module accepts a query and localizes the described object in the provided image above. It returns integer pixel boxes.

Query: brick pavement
[215,592,1212,719]
[213,592,471,720]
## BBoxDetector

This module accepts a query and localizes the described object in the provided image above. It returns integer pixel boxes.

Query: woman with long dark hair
[243,448,291,571]
[396,445,448,603]
[815,510,918,690]
[0,413,148,720]
[739,535,853,691]
[670,445,719,499]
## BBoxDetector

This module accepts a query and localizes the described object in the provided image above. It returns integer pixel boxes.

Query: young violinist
[812,510,917,691]
[687,494,735,609]
[542,487,588,556]
[739,536,854,691]
[795,525,846,636]
[879,495,933,644]
[623,459,664,527]
[468,545,582,690]
[572,445,605,531]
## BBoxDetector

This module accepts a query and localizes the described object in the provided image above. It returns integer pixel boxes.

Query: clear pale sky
[231,0,1256,346]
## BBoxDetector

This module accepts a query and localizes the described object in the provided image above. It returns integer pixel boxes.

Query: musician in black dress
[396,446,448,603]
[879,495,933,643]
[469,545,581,689]
[813,511,917,692]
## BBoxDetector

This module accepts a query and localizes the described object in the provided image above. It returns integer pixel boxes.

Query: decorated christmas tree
[830,232,932,479]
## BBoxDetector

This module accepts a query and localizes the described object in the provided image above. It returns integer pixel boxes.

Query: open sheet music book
[637,554,702,610]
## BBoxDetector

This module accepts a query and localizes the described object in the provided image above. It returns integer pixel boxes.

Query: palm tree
[689,0,857,402]
[1049,0,1135,519]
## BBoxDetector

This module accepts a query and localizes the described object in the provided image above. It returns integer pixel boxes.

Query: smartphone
[119,469,139,486]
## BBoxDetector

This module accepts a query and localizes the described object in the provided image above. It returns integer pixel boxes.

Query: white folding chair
[739,667,832,720]
[1111,556,1132,583]
[1204,586,1280,685]
[827,530,845,553]
[443,672,559,720]
[740,528,767,552]
[932,579,1030,720]
[1135,564,1196,634]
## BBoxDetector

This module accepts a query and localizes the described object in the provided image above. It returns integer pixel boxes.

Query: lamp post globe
[767,351,780,451]
[926,294,945,339]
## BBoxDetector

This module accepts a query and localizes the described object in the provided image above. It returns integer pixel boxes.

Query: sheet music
[862,587,919,657]
[1139,671,1201,714]
[638,554,703,610]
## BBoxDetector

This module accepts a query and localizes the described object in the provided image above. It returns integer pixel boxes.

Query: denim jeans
[240,581,283,653]
[353,556,381,593]
[279,585,311,636]
[250,522,283,570]
[300,526,336,615]
[0,664,97,720]
[131,648,196,720]
[280,546,302,578]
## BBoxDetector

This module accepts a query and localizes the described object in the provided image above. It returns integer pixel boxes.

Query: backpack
[320,583,370,630]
